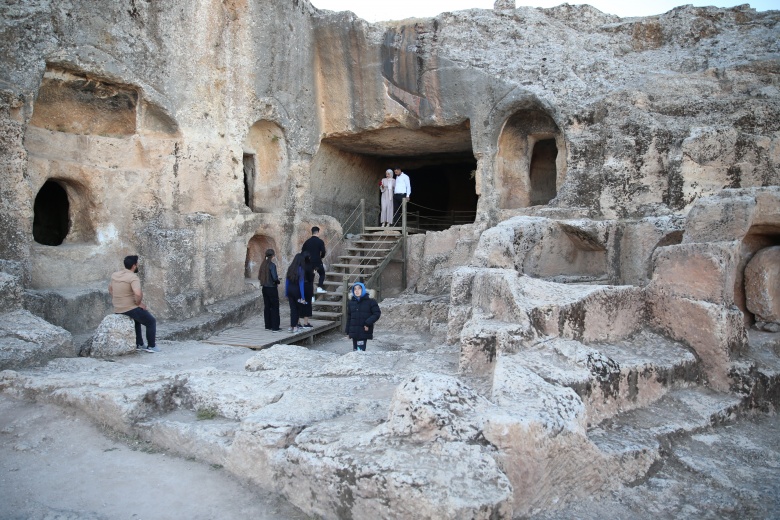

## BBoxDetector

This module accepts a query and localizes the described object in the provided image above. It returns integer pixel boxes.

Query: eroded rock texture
[1,0,779,518]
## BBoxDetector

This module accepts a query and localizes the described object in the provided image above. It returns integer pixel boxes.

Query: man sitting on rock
[109,255,158,353]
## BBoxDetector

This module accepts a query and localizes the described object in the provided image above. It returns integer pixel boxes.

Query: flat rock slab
[0,310,73,370]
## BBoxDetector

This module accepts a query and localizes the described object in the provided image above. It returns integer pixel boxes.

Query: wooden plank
[203,320,340,350]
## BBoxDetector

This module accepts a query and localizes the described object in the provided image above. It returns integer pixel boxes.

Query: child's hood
[351,282,367,299]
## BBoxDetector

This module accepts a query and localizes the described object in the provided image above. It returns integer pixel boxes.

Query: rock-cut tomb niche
[24,66,179,289]
[242,120,288,213]
[245,234,277,279]
[314,121,478,230]
[497,109,566,209]
[737,223,780,330]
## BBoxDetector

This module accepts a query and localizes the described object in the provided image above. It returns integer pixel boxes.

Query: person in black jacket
[258,249,281,332]
[284,253,307,333]
[298,251,315,328]
[301,226,327,293]
[344,282,381,351]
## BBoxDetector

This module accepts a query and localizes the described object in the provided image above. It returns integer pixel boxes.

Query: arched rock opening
[32,178,95,246]
[497,109,565,209]
[33,180,69,246]
[243,121,288,213]
[245,234,278,279]
[315,122,477,229]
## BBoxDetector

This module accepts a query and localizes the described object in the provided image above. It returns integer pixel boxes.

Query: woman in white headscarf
[379,168,395,227]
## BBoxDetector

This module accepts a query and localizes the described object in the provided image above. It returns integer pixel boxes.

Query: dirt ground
[1,327,779,520]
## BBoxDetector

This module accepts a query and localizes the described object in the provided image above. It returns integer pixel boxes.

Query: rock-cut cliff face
[314,3,779,220]
[0,1,777,319]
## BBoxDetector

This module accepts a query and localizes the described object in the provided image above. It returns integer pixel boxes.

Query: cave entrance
[396,156,478,231]
[314,121,477,231]
[529,138,558,206]
[497,109,565,209]
[243,153,256,210]
[33,180,70,246]
[245,234,277,280]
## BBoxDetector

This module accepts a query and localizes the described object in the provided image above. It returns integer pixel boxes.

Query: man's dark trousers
[393,193,405,225]
[122,307,156,348]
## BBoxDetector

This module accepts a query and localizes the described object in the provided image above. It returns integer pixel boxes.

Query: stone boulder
[0,310,73,370]
[0,271,22,313]
[384,373,483,442]
[494,0,515,11]
[82,314,137,357]
[745,246,780,331]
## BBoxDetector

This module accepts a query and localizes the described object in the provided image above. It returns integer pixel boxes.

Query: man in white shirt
[392,167,411,225]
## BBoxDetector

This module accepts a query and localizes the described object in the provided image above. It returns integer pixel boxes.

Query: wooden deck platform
[203,319,341,349]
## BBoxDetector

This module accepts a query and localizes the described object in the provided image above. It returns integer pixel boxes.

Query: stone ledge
[157,290,263,342]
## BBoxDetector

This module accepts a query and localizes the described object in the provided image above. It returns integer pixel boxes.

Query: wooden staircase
[311,228,403,322]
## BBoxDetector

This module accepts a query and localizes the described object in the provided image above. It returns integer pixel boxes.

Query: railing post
[402,197,408,290]
[360,198,365,235]
[341,277,348,325]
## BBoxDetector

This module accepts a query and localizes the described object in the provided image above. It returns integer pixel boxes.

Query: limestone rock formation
[0,0,779,518]
[0,272,22,314]
[82,314,137,357]
[0,310,73,370]
[745,246,780,330]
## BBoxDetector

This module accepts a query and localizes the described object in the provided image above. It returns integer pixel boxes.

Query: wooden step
[312,310,342,320]
[312,300,343,308]
[327,270,369,276]
[346,247,393,253]
[351,239,399,245]
[338,255,383,261]
[330,264,377,271]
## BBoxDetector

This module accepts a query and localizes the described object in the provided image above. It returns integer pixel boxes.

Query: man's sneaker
[144,346,160,353]
[136,345,146,351]
[316,287,327,294]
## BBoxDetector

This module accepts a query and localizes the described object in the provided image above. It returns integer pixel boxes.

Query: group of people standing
[110,223,381,354]
[257,225,381,351]
[258,226,327,333]
[379,167,411,227]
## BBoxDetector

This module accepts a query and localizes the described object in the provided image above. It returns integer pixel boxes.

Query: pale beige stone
[651,241,740,305]
[745,246,780,324]
[84,314,137,357]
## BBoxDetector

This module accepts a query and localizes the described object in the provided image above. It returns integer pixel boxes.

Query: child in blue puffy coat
[344,282,381,351]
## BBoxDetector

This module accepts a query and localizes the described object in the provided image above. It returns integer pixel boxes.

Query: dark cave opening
[33,180,70,246]
[529,138,558,206]
[389,156,478,230]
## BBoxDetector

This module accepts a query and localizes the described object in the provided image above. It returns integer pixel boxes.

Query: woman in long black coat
[344,282,381,351]
[258,248,281,331]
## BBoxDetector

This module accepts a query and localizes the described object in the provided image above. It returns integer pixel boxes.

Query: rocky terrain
[2,324,778,519]
[1,0,779,517]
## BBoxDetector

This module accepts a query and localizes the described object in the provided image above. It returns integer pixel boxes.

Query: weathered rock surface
[0,0,779,517]
[0,271,23,313]
[82,314,137,357]
[0,310,73,370]
[745,245,780,327]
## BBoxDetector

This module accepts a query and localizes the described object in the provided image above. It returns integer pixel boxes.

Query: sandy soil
[0,395,310,520]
